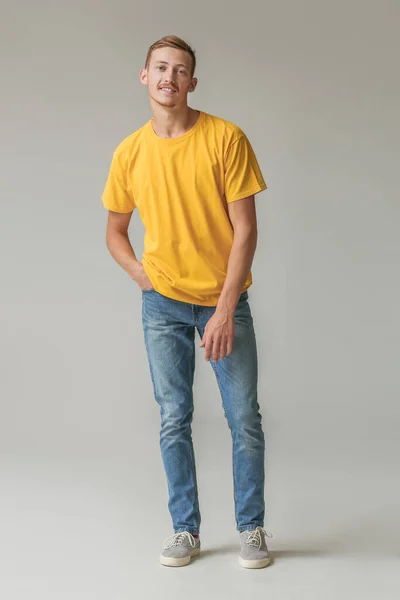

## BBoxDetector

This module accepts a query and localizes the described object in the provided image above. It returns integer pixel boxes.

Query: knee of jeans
[231,421,265,453]
[228,407,263,436]
[160,406,193,434]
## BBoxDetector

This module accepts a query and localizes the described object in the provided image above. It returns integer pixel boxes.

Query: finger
[211,336,221,363]
[200,333,206,348]
[204,336,213,361]
[226,335,234,356]
[219,336,228,361]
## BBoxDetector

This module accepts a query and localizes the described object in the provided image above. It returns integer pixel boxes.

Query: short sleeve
[101,150,136,213]
[224,134,267,203]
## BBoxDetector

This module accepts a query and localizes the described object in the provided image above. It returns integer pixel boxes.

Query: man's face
[140,47,197,108]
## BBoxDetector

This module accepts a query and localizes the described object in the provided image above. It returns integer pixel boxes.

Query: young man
[102,35,272,569]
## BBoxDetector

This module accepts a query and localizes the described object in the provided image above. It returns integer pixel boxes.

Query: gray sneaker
[160,531,201,567]
[239,527,272,569]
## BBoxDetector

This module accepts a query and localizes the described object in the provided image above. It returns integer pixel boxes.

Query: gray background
[1,0,399,598]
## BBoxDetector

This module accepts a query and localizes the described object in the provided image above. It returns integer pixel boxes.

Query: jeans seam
[188,329,201,531]
[210,360,238,524]
[142,325,157,392]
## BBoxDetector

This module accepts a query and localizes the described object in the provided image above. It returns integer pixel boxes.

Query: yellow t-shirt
[102,110,267,305]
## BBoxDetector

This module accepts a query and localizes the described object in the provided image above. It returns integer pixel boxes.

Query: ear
[139,68,148,86]
[189,77,198,93]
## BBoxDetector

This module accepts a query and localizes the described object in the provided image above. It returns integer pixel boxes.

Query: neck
[150,103,199,139]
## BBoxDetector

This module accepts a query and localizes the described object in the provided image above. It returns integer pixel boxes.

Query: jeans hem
[237,523,264,533]
[175,527,200,535]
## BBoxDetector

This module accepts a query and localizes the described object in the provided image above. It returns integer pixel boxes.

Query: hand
[200,309,235,362]
[132,262,154,291]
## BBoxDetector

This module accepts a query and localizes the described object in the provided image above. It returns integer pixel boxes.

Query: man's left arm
[199,195,257,362]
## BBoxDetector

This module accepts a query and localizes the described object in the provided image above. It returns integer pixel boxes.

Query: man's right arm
[105,210,153,291]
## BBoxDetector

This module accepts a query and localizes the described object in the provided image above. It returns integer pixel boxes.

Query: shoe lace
[163,531,197,550]
[246,527,273,549]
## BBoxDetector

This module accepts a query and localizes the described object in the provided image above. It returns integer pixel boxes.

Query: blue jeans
[141,289,265,534]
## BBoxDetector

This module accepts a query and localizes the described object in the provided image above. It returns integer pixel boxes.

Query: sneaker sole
[239,555,271,569]
[160,547,200,567]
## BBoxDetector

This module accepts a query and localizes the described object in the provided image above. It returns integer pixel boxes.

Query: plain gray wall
[1,1,399,598]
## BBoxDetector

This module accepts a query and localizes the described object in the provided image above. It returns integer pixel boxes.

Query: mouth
[159,87,177,94]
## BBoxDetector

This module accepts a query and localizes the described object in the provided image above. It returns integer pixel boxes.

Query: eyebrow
[154,61,189,68]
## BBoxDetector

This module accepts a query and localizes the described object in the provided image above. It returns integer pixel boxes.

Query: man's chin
[159,99,177,107]
[150,95,179,109]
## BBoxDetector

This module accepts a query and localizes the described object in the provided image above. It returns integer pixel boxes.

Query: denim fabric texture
[142,289,265,534]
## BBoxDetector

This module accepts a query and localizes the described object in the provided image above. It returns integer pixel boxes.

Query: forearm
[106,231,141,280]
[217,228,257,314]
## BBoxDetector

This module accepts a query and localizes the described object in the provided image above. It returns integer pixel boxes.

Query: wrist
[216,294,239,316]
[128,260,142,281]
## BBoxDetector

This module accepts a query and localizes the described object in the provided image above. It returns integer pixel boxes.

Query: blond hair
[145,35,196,77]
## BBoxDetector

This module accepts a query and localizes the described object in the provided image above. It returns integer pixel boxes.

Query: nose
[162,69,175,84]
